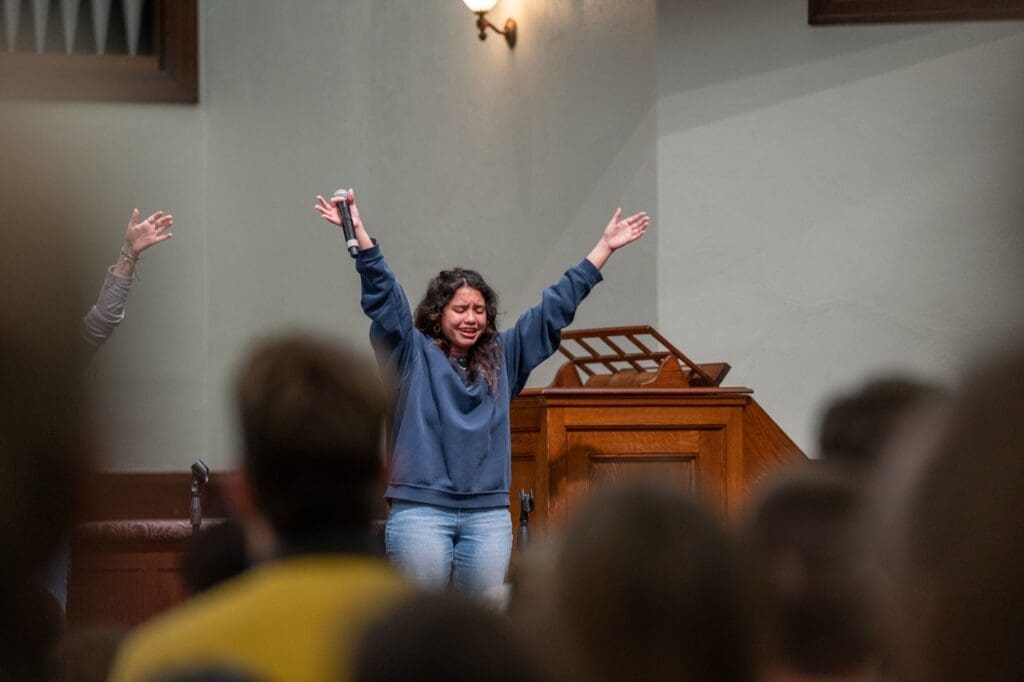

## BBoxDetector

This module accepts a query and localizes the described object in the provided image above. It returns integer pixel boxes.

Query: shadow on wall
[657,0,1024,132]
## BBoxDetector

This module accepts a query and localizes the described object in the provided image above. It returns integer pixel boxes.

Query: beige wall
[657,1,1024,453]
[2,0,658,470]
[7,0,1020,469]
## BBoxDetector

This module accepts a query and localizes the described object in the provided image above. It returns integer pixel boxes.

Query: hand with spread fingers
[123,209,173,258]
[587,207,651,270]
[602,208,650,251]
[112,208,173,278]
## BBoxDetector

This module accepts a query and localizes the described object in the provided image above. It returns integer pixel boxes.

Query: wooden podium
[508,326,805,535]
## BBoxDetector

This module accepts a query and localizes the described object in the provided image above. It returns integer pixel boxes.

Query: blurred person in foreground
[354,592,549,682]
[817,376,945,473]
[743,374,947,682]
[178,518,250,596]
[0,158,92,680]
[742,466,881,682]
[880,348,1024,682]
[108,335,411,682]
[546,481,754,682]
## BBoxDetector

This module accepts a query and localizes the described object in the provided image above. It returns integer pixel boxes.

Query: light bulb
[463,0,498,13]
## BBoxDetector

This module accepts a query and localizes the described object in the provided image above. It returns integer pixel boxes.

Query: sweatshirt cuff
[106,265,134,284]
[576,258,604,286]
[354,239,382,270]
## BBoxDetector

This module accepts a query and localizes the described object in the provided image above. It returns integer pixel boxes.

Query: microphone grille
[332,188,348,200]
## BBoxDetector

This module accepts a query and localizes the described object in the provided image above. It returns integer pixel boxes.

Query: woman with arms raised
[314,189,648,595]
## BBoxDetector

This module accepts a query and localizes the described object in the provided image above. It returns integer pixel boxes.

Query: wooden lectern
[508,326,805,535]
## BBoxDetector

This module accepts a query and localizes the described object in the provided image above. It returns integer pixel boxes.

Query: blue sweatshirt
[356,243,603,509]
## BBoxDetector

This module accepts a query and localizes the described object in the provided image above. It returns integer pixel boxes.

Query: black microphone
[518,489,534,549]
[190,459,210,535]
[333,188,359,258]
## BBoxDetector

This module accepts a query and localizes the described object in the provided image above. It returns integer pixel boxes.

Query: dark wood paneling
[78,472,230,522]
[0,0,198,102]
[810,0,1024,24]
[742,399,807,495]
[68,537,187,629]
[69,471,225,630]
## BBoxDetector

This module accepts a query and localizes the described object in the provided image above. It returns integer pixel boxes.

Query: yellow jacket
[108,555,410,682]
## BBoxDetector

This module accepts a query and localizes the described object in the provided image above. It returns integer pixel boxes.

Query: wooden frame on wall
[810,0,1024,24]
[0,0,197,103]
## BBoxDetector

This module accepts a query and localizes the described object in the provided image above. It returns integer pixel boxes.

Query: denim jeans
[385,501,512,594]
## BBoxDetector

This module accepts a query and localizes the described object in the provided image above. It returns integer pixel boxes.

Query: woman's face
[440,286,487,352]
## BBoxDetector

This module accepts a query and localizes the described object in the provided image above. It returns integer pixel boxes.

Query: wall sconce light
[463,0,516,48]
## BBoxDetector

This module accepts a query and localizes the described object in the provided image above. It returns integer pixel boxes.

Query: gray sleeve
[80,267,134,349]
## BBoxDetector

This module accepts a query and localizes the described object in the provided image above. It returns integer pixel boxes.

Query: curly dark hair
[414,268,502,394]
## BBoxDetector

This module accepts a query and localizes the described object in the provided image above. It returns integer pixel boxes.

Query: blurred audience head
[354,592,548,682]
[742,464,878,680]
[506,539,559,623]
[179,519,250,595]
[232,334,389,549]
[889,348,1024,682]
[553,481,753,682]
[817,376,945,470]
[1,119,91,681]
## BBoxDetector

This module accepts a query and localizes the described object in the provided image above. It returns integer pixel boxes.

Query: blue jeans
[385,501,512,594]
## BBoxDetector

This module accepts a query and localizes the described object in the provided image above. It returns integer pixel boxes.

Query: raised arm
[502,207,650,395]
[501,260,603,396]
[113,208,174,277]
[81,209,174,349]
[314,189,375,251]
[314,188,414,363]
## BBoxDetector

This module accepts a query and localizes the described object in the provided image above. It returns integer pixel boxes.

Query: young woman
[314,189,648,594]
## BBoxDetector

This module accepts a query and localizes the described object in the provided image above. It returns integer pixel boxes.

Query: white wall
[657,1,1024,454]
[2,0,658,470]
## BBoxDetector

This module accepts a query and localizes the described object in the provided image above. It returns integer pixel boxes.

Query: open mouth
[458,328,478,338]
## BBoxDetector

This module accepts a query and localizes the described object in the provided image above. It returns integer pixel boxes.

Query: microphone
[190,459,210,535]
[518,489,534,549]
[333,188,359,258]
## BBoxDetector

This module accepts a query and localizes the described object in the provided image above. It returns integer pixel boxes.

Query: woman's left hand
[601,208,649,251]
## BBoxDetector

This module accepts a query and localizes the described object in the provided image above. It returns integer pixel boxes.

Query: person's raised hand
[314,188,364,233]
[124,209,173,257]
[600,208,649,251]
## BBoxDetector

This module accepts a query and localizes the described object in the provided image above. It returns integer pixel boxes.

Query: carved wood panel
[556,402,744,520]
[810,0,1024,23]
[566,427,729,516]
